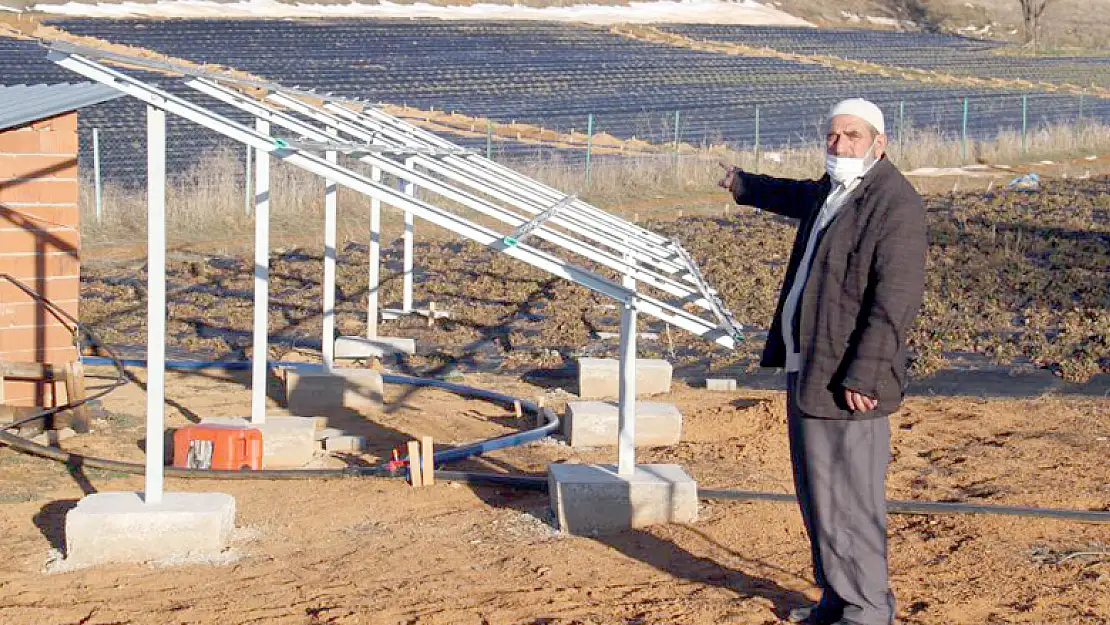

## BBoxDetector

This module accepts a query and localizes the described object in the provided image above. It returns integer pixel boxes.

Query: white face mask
[825,137,878,185]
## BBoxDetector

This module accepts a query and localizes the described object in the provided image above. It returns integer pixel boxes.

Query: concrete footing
[548,463,697,535]
[564,401,682,448]
[706,378,738,391]
[282,367,384,416]
[334,335,416,360]
[64,491,235,566]
[577,357,672,399]
[201,416,317,468]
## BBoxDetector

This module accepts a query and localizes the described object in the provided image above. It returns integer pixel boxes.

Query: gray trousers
[787,373,895,625]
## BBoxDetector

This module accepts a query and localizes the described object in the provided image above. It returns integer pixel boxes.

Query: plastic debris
[1007,172,1040,192]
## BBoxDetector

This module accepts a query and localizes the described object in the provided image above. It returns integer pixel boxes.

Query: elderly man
[718,99,927,625]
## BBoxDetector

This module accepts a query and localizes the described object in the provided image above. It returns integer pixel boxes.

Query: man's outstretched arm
[717,162,827,221]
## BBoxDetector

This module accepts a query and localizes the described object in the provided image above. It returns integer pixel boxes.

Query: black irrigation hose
[2,426,1104,523]
[0,274,129,432]
[0,427,551,489]
[699,489,1110,524]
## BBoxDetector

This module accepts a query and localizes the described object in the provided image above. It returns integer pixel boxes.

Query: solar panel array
[5,21,1107,181]
[662,25,1110,88]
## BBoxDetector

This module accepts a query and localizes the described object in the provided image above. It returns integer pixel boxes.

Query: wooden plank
[63,361,90,433]
[420,436,434,487]
[406,440,423,487]
[0,361,56,380]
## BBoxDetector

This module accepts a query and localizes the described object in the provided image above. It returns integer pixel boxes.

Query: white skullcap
[829,98,885,135]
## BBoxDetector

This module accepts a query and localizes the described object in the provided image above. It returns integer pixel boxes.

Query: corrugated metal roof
[0,82,124,131]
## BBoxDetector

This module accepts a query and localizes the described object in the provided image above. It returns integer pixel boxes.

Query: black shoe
[786,605,843,625]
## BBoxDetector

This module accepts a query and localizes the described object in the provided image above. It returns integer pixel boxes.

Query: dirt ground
[0,365,1107,625]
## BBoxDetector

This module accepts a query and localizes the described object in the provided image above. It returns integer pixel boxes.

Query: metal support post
[322,126,338,369]
[402,156,416,313]
[244,144,253,215]
[144,105,166,505]
[367,164,382,339]
[92,127,102,223]
[251,118,271,424]
[617,280,637,477]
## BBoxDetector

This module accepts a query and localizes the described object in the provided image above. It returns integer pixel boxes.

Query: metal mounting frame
[49,45,743,497]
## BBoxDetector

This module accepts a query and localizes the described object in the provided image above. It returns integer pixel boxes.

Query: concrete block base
[325,435,367,452]
[201,416,317,468]
[706,378,738,391]
[564,401,682,448]
[334,335,416,359]
[577,357,672,399]
[549,463,697,535]
[64,491,235,566]
[283,368,384,416]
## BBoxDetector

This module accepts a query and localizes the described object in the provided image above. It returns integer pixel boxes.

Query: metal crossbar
[502,194,575,247]
[670,240,745,342]
[186,79,713,311]
[281,137,471,157]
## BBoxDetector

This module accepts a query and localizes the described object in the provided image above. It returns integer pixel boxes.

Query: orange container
[173,424,263,471]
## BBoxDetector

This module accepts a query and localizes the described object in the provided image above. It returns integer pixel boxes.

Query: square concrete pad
[564,401,682,448]
[549,463,697,535]
[706,378,738,391]
[577,357,672,399]
[65,491,235,566]
[283,367,384,416]
[201,416,317,468]
[334,335,416,359]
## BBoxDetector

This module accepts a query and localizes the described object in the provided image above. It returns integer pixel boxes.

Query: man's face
[826,114,886,159]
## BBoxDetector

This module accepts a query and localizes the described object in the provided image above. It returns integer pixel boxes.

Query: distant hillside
[774,0,1109,50]
[2,0,1107,49]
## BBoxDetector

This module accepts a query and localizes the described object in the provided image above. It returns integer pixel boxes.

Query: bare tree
[1017,0,1057,52]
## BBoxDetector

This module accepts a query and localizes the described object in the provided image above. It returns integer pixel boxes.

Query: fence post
[244,143,253,215]
[961,97,969,162]
[92,127,102,223]
[754,105,761,173]
[673,110,681,176]
[1021,95,1028,155]
[486,119,493,159]
[1079,94,1085,123]
[898,100,905,155]
[585,113,594,187]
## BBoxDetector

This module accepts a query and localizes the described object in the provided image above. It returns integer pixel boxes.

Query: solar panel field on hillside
[5,20,1108,181]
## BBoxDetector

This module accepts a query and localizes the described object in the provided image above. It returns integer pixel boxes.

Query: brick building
[0,82,121,406]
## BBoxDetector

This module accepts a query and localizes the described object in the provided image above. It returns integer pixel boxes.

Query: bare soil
[0,367,1107,625]
[78,175,1110,382]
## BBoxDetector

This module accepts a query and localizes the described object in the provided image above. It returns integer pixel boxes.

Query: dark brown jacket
[731,158,927,419]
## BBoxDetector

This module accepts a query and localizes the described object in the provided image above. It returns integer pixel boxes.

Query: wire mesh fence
[78,91,1109,224]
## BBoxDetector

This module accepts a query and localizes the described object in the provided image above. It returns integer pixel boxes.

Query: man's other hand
[844,388,878,412]
[717,162,740,191]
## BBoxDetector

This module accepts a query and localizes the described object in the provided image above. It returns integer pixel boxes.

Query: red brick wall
[0,112,81,406]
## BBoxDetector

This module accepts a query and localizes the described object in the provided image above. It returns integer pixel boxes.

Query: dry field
[0,143,1107,625]
[0,367,1107,625]
[78,173,1109,382]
